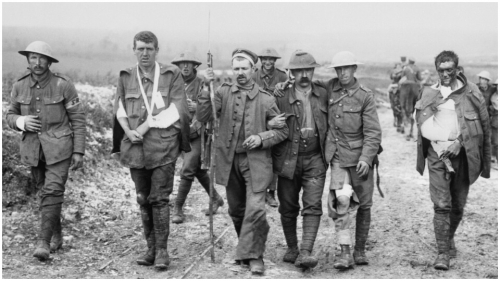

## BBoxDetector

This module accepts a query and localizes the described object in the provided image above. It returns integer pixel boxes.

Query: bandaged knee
[334,173,353,215]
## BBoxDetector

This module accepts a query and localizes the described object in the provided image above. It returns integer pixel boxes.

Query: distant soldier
[170,51,224,224]
[197,49,288,275]
[112,31,191,269]
[400,56,408,68]
[6,41,86,260]
[251,48,288,208]
[267,51,328,269]
[388,62,403,129]
[476,71,495,113]
[490,79,498,165]
[414,50,490,270]
[399,56,422,140]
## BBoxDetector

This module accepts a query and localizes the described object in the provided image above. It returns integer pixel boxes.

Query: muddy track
[2,107,497,279]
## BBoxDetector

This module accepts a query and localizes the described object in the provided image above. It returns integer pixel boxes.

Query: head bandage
[232,53,255,66]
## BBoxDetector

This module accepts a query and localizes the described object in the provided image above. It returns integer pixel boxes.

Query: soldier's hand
[273,82,287,97]
[442,141,461,158]
[187,99,197,113]
[267,113,286,129]
[204,68,215,85]
[24,115,42,132]
[70,153,84,170]
[243,135,262,150]
[126,130,143,143]
[356,161,369,178]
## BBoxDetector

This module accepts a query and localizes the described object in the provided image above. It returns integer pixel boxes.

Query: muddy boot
[34,204,60,261]
[266,190,278,208]
[449,211,462,259]
[281,216,299,263]
[249,257,265,275]
[353,208,370,265]
[50,204,63,253]
[449,238,457,258]
[295,215,320,268]
[153,205,170,270]
[333,245,354,269]
[198,173,224,216]
[433,213,450,270]
[137,205,156,266]
[172,179,192,224]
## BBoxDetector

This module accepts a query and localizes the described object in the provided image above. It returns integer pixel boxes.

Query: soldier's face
[232,59,253,85]
[134,41,158,68]
[479,77,489,87]
[261,57,276,71]
[28,53,50,76]
[291,68,314,88]
[436,61,457,87]
[178,62,195,78]
[335,65,357,86]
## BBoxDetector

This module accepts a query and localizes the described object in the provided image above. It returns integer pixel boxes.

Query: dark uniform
[389,64,403,130]
[490,81,498,163]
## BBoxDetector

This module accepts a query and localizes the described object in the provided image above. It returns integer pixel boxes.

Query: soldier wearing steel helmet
[476,70,495,112]
[170,51,224,224]
[197,48,288,275]
[252,48,288,208]
[267,50,328,269]
[6,41,86,261]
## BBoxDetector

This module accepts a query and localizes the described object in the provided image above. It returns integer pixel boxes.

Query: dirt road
[2,106,497,279]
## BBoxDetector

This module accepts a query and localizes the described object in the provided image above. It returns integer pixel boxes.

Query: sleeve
[258,97,289,149]
[168,70,191,153]
[63,81,86,155]
[111,75,126,154]
[359,93,382,166]
[5,84,23,131]
[476,92,491,178]
[196,85,222,122]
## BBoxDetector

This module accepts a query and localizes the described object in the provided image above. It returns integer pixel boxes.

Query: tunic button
[141,106,145,109]
[303,140,306,143]
[335,138,339,141]
[330,99,333,102]
[423,113,427,116]
[295,140,298,143]
[296,115,300,118]
[38,132,41,135]
[297,102,300,105]
[53,101,56,103]
[335,126,339,130]
[336,115,340,118]
[36,85,40,89]
[314,134,317,137]
[339,103,342,106]
[36,97,40,101]
[304,145,308,147]
[350,109,353,111]
[296,127,300,131]
[293,152,297,155]
[36,109,40,113]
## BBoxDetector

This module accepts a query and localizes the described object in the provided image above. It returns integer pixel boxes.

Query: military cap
[286,50,321,70]
[477,71,491,81]
[258,48,281,59]
[494,79,498,85]
[328,51,363,68]
[408,56,416,63]
[19,41,59,63]
[232,48,258,65]
[171,51,202,66]
[400,56,407,62]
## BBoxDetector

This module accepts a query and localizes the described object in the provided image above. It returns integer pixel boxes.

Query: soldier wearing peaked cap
[112,31,191,270]
[6,41,86,261]
[197,48,288,275]
[252,48,288,208]
[267,50,328,269]
[476,70,495,113]
[170,51,224,224]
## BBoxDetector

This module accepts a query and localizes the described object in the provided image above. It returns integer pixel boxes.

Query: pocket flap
[16,95,32,104]
[160,128,179,138]
[343,106,362,113]
[348,139,364,149]
[53,128,73,138]
[414,100,423,110]
[44,95,64,105]
[160,90,169,97]
[464,112,478,120]
[125,90,141,99]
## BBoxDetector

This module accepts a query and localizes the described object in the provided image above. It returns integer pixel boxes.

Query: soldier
[267,51,328,269]
[414,50,490,270]
[6,41,86,260]
[399,56,422,140]
[112,31,191,269]
[170,51,224,224]
[388,62,403,130]
[197,48,288,275]
[251,48,288,208]
[476,71,495,113]
[491,79,498,166]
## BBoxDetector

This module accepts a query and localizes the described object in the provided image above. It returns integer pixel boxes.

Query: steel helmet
[171,51,202,66]
[258,48,281,59]
[477,71,491,81]
[18,41,59,63]
[494,79,498,85]
[328,51,363,68]
[286,50,320,70]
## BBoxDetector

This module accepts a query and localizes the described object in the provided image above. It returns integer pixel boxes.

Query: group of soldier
[6,30,492,275]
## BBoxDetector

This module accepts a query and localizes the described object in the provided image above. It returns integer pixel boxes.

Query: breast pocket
[44,95,65,124]
[125,89,141,118]
[17,95,32,115]
[342,106,363,133]
[464,111,482,136]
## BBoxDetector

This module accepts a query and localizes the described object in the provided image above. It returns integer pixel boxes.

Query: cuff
[258,131,276,149]
[16,116,26,131]
[358,155,373,167]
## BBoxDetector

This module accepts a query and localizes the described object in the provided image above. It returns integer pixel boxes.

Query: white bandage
[147,103,179,128]
[116,98,127,119]
[16,116,26,131]
[335,183,353,198]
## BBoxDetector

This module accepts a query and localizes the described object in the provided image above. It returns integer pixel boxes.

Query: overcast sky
[2,2,498,63]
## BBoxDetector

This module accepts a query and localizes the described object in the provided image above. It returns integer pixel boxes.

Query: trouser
[389,91,403,125]
[399,83,419,120]
[226,153,269,260]
[180,136,208,181]
[328,162,374,245]
[427,146,470,240]
[31,156,72,207]
[277,152,326,218]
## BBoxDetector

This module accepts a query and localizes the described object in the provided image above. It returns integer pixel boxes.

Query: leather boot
[281,216,299,263]
[172,179,192,224]
[354,208,370,265]
[266,190,278,208]
[295,215,320,268]
[433,213,450,270]
[50,204,63,253]
[153,205,170,270]
[198,173,224,216]
[136,205,156,266]
[449,210,462,258]
[249,257,265,275]
[34,204,60,260]
[333,245,354,269]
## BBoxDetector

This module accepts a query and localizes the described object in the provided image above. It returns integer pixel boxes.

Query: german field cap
[171,51,202,66]
[328,51,363,68]
[19,41,59,63]
[477,71,491,81]
[408,56,416,62]
[286,50,320,70]
[258,48,281,59]
[232,48,258,66]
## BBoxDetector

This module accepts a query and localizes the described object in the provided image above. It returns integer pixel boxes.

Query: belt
[298,148,321,156]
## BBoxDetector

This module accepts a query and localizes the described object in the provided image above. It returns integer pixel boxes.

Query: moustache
[237,75,246,79]
[299,77,310,83]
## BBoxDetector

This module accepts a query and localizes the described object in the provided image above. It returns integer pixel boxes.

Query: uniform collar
[260,67,275,79]
[288,83,320,104]
[332,77,360,96]
[30,70,53,89]
[231,80,259,99]
[182,69,197,84]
